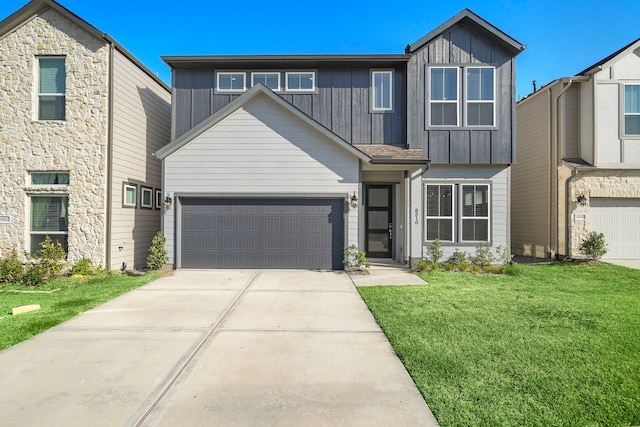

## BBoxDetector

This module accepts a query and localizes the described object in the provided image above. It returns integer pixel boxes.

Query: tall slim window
[430,67,458,126]
[466,67,495,126]
[38,57,66,120]
[425,185,453,241]
[30,196,68,254]
[461,185,489,241]
[624,84,640,135]
[372,71,393,111]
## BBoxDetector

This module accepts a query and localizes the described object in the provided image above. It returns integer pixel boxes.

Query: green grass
[358,262,640,427]
[0,272,161,350]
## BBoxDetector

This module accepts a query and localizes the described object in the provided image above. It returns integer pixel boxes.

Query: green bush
[426,239,443,265]
[580,232,608,260]
[343,245,371,272]
[146,231,168,271]
[71,258,102,276]
[448,248,469,268]
[414,260,430,272]
[474,241,494,268]
[22,265,44,287]
[496,245,514,265]
[0,249,24,284]
[32,235,66,282]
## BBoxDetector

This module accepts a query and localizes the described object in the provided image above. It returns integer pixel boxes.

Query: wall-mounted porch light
[576,194,587,206]
[350,192,358,209]
[163,195,173,210]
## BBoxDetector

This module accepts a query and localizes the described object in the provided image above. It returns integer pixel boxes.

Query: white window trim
[216,72,246,93]
[155,189,162,210]
[141,187,153,209]
[428,66,460,127]
[37,56,66,121]
[123,184,137,208]
[285,71,316,92]
[464,66,496,127]
[251,72,281,91]
[622,83,640,139]
[424,183,455,242]
[460,184,491,243]
[371,70,394,112]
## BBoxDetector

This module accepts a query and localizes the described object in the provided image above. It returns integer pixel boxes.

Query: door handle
[388,223,392,240]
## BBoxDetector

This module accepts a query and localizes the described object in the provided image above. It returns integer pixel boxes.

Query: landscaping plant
[343,245,371,272]
[580,231,608,260]
[0,248,24,284]
[146,231,168,271]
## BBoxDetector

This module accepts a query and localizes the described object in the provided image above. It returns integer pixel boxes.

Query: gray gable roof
[407,8,525,56]
[155,84,371,162]
[0,0,169,91]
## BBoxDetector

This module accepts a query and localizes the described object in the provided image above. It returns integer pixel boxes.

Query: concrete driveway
[0,270,438,426]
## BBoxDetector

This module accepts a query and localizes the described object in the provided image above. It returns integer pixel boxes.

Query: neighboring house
[156,9,524,269]
[513,38,640,260]
[0,0,171,270]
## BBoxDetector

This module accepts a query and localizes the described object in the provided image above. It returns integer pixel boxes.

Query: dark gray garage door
[181,198,345,269]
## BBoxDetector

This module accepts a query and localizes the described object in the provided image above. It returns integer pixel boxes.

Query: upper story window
[251,72,280,91]
[286,72,315,91]
[38,57,66,121]
[624,84,640,135]
[429,67,459,126]
[428,66,496,127]
[217,72,245,92]
[466,67,495,126]
[372,70,393,111]
[31,171,69,185]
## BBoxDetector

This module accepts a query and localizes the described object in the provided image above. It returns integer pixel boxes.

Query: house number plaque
[414,209,419,225]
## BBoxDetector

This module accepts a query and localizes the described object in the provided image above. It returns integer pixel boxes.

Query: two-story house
[0,0,171,269]
[513,38,640,261]
[156,9,525,269]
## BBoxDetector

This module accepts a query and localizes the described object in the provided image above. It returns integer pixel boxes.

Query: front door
[365,185,393,258]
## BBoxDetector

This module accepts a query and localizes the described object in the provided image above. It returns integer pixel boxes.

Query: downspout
[565,167,580,258]
[404,170,410,266]
[105,41,115,270]
[550,78,575,259]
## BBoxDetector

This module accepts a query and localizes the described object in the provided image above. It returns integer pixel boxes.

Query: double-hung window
[466,67,495,126]
[624,84,640,135]
[429,67,459,126]
[217,72,245,92]
[29,172,69,253]
[286,72,315,91]
[425,183,490,242]
[38,57,66,120]
[372,70,393,111]
[251,72,280,91]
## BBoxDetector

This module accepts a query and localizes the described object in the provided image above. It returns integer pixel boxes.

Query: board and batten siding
[422,164,510,259]
[163,95,360,266]
[407,23,516,164]
[512,91,551,257]
[110,49,171,270]
[171,67,406,146]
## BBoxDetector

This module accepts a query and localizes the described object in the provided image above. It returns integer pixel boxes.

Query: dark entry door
[365,185,392,258]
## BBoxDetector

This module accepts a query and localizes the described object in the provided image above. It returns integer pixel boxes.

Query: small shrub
[22,265,44,287]
[0,248,24,284]
[496,245,514,265]
[448,248,469,268]
[33,235,66,280]
[147,231,168,271]
[343,245,371,272]
[474,241,494,268]
[426,239,443,265]
[443,262,455,271]
[414,260,430,272]
[71,258,102,276]
[580,232,608,260]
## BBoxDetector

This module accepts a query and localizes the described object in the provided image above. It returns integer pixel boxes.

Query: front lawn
[0,272,161,350]
[358,262,640,427]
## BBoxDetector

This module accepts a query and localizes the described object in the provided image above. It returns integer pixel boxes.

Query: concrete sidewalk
[349,259,427,287]
[0,269,438,427]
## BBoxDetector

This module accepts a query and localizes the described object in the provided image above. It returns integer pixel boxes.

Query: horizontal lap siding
[172,68,406,145]
[163,96,359,265]
[111,50,171,270]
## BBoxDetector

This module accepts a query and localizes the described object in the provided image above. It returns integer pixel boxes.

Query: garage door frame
[174,193,350,270]
[589,197,640,260]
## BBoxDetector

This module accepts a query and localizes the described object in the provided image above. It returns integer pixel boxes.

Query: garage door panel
[590,198,640,259]
[180,198,344,269]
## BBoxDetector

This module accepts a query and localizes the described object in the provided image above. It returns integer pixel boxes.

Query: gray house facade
[157,9,524,269]
[0,0,171,270]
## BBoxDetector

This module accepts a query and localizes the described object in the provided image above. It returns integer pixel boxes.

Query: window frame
[428,66,460,127]
[216,72,246,93]
[460,184,491,242]
[371,70,394,112]
[285,71,316,92]
[155,189,162,210]
[465,66,496,127]
[123,183,137,208]
[141,187,153,209]
[29,194,69,254]
[30,171,70,185]
[251,72,281,91]
[622,83,640,138]
[37,56,66,121]
[424,184,455,242]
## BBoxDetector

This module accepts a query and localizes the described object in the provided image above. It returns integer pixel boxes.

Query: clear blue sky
[1,0,639,99]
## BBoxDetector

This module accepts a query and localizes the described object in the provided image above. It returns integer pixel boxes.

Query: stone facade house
[513,38,640,260]
[156,10,524,269]
[0,0,171,269]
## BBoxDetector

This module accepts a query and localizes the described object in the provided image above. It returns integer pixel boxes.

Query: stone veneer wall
[567,169,640,257]
[0,9,109,265]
